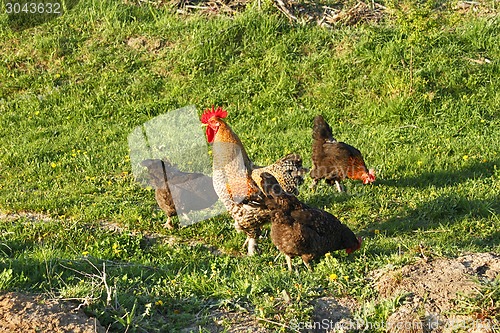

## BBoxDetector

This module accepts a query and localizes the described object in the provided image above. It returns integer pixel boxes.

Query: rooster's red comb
[201,106,227,124]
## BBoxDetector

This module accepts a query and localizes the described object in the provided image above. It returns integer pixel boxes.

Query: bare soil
[373,252,500,333]
[0,292,105,333]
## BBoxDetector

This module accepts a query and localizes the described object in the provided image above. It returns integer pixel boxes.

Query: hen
[201,106,307,255]
[260,172,362,271]
[141,159,218,229]
[310,115,375,192]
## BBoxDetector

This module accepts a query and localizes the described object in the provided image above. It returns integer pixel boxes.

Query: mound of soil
[373,252,500,333]
[0,292,105,333]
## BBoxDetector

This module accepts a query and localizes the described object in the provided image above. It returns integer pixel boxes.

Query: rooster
[251,153,307,196]
[260,172,362,271]
[201,106,307,255]
[310,115,375,192]
[141,159,218,229]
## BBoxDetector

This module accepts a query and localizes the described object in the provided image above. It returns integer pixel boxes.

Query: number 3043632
[5,2,62,15]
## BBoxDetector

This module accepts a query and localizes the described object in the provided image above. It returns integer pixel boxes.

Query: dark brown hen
[310,115,375,192]
[141,159,218,229]
[261,172,362,271]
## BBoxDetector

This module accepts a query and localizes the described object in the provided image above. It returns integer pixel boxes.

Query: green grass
[0,0,499,331]
[455,275,500,322]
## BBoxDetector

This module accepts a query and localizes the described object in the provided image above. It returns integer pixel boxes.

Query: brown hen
[260,172,362,271]
[310,115,375,192]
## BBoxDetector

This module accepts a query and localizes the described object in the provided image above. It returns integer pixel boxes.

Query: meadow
[0,0,499,331]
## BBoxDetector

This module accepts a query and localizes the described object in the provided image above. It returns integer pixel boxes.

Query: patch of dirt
[273,0,386,28]
[0,292,106,333]
[124,0,386,26]
[124,0,498,28]
[124,0,248,16]
[454,0,498,17]
[372,252,500,333]
[0,211,53,223]
[126,36,164,53]
[309,296,359,333]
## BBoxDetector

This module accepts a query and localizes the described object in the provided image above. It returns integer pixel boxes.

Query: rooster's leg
[163,216,175,230]
[303,260,312,271]
[246,237,257,256]
[335,180,345,193]
[242,237,248,247]
[286,255,293,272]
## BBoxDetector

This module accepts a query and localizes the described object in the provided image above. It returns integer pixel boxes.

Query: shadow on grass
[0,238,36,258]
[6,0,81,31]
[375,193,499,250]
[378,159,498,189]
[304,190,352,209]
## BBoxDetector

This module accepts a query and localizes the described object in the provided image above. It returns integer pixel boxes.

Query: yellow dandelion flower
[155,300,163,306]
[82,251,89,256]
[343,276,349,281]
[329,273,338,281]
[112,243,121,254]
[463,155,469,160]
[374,229,380,235]
[50,162,57,168]
[417,160,423,166]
